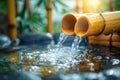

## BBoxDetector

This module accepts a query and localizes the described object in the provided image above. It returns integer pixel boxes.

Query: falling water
[56,33,82,52]
[72,36,82,51]
[56,33,68,48]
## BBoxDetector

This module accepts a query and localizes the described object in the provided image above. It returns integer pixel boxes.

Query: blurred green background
[0,0,120,36]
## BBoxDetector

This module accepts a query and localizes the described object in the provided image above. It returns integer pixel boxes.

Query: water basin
[0,33,120,80]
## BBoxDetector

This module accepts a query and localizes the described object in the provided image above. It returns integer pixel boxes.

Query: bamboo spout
[75,11,120,37]
[61,14,79,36]
[61,13,94,36]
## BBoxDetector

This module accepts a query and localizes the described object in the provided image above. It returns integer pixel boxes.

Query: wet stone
[18,33,52,46]
[0,35,11,49]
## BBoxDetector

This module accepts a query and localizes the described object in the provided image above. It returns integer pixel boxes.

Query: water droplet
[111,59,120,65]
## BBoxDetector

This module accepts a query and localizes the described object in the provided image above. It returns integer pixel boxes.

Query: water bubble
[87,63,94,71]
[59,73,83,80]
[111,59,120,65]
[93,56,102,60]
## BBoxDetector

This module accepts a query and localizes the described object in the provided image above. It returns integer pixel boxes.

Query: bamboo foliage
[25,0,36,32]
[35,0,68,34]
[7,0,17,40]
[47,0,53,34]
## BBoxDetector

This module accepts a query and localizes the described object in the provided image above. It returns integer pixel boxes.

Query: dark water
[0,44,120,80]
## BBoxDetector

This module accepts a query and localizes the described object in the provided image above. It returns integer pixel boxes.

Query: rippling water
[0,33,120,80]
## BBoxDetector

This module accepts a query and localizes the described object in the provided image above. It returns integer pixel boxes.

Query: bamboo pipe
[61,13,94,36]
[88,33,120,42]
[89,40,120,47]
[111,33,120,42]
[88,34,111,41]
[75,11,120,37]
[61,14,80,36]
[7,0,17,40]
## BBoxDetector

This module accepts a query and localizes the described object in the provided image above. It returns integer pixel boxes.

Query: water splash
[24,46,88,71]
[5,32,88,72]
[111,59,120,65]
[19,33,86,70]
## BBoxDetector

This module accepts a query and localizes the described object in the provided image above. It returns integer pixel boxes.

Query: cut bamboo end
[61,13,94,36]
[61,14,78,36]
[75,14,104,37]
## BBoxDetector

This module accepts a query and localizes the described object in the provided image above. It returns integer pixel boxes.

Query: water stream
[56,33,68,48]
[72,36,82,51]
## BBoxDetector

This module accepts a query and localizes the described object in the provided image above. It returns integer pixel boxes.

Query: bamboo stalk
[25,0,36,33]
[112,33,120,42]
[15,1,18,17]
[7,0,17,40]
[47,0,53,34]
[102,12,120,34]
[74,11,120,37]
[88,33,120,42]
[25,0,32,18]
[88,34,111,41]
[89,39,120,47]
[21,0,26,18]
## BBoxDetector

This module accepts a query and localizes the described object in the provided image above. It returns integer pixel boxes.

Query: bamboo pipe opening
[61,14,77,36]
[75,16,89,37]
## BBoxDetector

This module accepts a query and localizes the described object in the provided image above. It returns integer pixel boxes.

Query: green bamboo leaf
[52,1,58,11]
[36,0,44,7]
[56,0,68,7]
[115,0,120,10]
[43,0,47,9]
